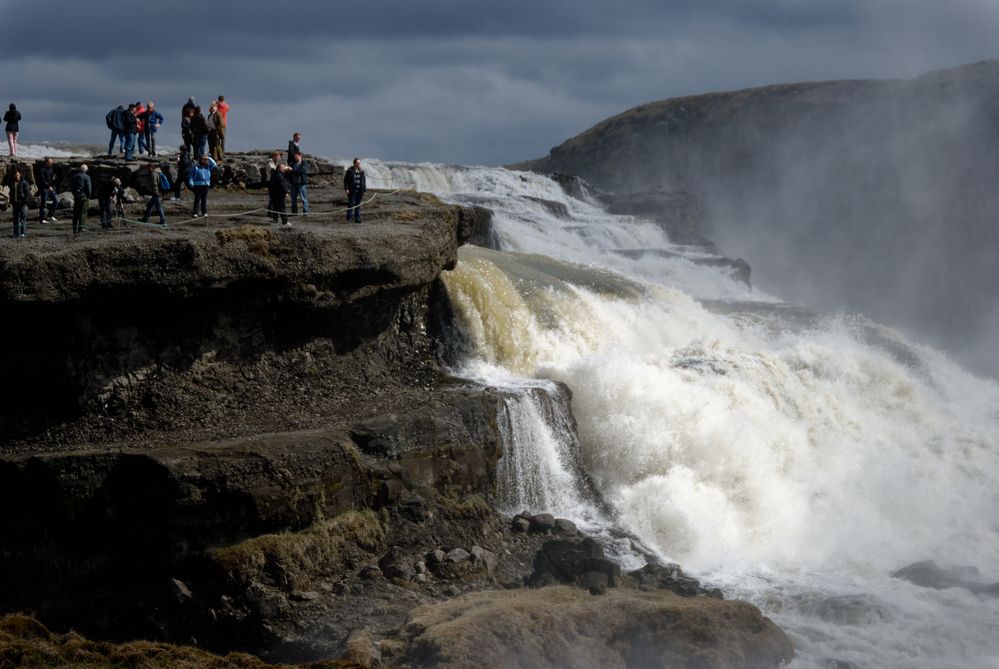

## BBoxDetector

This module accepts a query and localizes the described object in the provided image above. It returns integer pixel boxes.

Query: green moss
[209,510,387,589]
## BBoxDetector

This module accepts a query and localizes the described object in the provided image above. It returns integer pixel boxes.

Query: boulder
[168,578,193,605]
[469,546,498,578]
[629,562,720,598]
[379,546,415,581]
[553,518,577,536]
[387,586,795,669]
[446,548,471,564]
[511,517,530,533]
[892,560,999,595]
[528,513,555,533]
[528,539,620,589]
[56,192,74,209]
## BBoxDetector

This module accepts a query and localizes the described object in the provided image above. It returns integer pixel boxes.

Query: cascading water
[365,160,999,668]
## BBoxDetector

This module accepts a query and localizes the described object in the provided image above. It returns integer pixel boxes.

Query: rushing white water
[369,161,999,668]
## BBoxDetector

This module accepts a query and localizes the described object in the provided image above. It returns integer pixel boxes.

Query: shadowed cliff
[516,60,999,377]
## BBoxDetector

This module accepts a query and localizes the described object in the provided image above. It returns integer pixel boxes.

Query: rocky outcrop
[605,189,713,247]
[892,560,999,596]
[513,61,999,374]
[384,586,793,669]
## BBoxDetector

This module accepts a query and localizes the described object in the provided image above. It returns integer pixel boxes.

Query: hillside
[516,61,999,376]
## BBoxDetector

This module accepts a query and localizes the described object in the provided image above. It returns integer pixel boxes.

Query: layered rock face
[0,155,793,667]
[516,60,999,375]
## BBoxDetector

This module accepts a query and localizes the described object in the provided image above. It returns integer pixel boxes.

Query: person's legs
[99,198,110,227]
[124,133,135,160]
[39,191,49,223]
[349,192,363,222]
[218,126,226,155]
[16,204,26,236]
[6,131,14,156]
[173,170,184,199]
[290,188,299,215]
[148,131,156,157]
[138,131,147,155]
[9,132,16,157]
[299,185,308,214]
[108,130,119,155]
[154,194,165,224]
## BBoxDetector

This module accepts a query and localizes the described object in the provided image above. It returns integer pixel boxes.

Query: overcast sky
[2,0,997,165]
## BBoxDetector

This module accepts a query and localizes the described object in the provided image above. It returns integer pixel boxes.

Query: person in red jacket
[134,101,148,155]
[216,95,229,154]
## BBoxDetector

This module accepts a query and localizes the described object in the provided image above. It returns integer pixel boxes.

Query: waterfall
[365,159,999,669]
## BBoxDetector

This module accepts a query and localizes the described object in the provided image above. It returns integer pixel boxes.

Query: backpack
[158,171,171,193]
[105,109,115,129]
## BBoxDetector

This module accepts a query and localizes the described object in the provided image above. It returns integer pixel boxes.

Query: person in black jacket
[10,168,29,237]
[172,145,192,200]
[97,177,124,229]
[106,104,126,155]
[343,158,366,223]
[4,103,21,157]
[190,106,208,159]
[71,164,92,234]
[287,133,302,165]
[290,152,308,216]
[36,158,59,223]
[123,104,139,161]
[268,163,291,226]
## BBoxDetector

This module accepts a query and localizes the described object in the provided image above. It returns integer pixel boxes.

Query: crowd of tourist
[3,97,369,237]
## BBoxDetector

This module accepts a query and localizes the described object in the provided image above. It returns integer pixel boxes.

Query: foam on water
[373,160,999,668]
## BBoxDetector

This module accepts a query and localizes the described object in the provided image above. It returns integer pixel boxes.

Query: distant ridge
[514,60,999,377]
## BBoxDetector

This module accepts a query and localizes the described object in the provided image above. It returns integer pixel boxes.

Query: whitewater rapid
[366,161,999,668]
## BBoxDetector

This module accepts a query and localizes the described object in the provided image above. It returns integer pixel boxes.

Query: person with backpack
[97,177,124,229]
[268,162,291,226]
[123,104,139,161]
[172,145,191,200]
[343,158,366,223]
[4,104,22,157]
[187,154,217,218]
[190,106,208,159]
[9,168,29,237]
[71,164,92,234]
[140,164,168,226]
[290,152,309,216]
[106,104,126,155]
[142,101,164,157]
[37,157,59,224]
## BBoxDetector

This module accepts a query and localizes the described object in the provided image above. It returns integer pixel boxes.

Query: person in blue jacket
[141,101,164,157]
[187,154,217,217]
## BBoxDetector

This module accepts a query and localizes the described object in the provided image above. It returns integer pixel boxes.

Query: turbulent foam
[376,160,999,668]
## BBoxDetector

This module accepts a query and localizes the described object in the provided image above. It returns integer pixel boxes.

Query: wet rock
[629,562,714,598]
[553,518,577,536]
[528,539,620,589]
[511,517,530,533]
[529,513,555,533]
[892,560,999,595]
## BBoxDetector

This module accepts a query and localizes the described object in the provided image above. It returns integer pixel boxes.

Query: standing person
[4,104,21,157]
[71,164,92,234]
[206,102,223,162]
[37,157,59,223]
[9,169,29,237]
[187,154,217,218]
[139,164,167,225]
[290,152,309,216]
[181,108,194,156]
[143,102,164,157]
[190,106,208,159]
[215,95,229,154]
[268,162,291,226]
[287,132,301,165]
[172,145,191,201]
[343,158,366,223]
[182,97,196,117]
[123,104,139,161]
[106,104,126,155]
[134,101,147,155]
[97,177,124,229]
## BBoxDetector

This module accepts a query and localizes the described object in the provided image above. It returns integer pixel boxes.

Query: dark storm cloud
[2,0,997,164]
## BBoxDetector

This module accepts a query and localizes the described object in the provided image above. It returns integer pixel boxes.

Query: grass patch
[0,613,374,668]
[209,510,387,589]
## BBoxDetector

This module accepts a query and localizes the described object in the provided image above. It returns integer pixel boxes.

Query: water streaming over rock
[366,160,999,668]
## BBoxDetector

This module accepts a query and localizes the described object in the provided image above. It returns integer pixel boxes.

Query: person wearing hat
[71,164,92,233]
[97,176,124,229]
